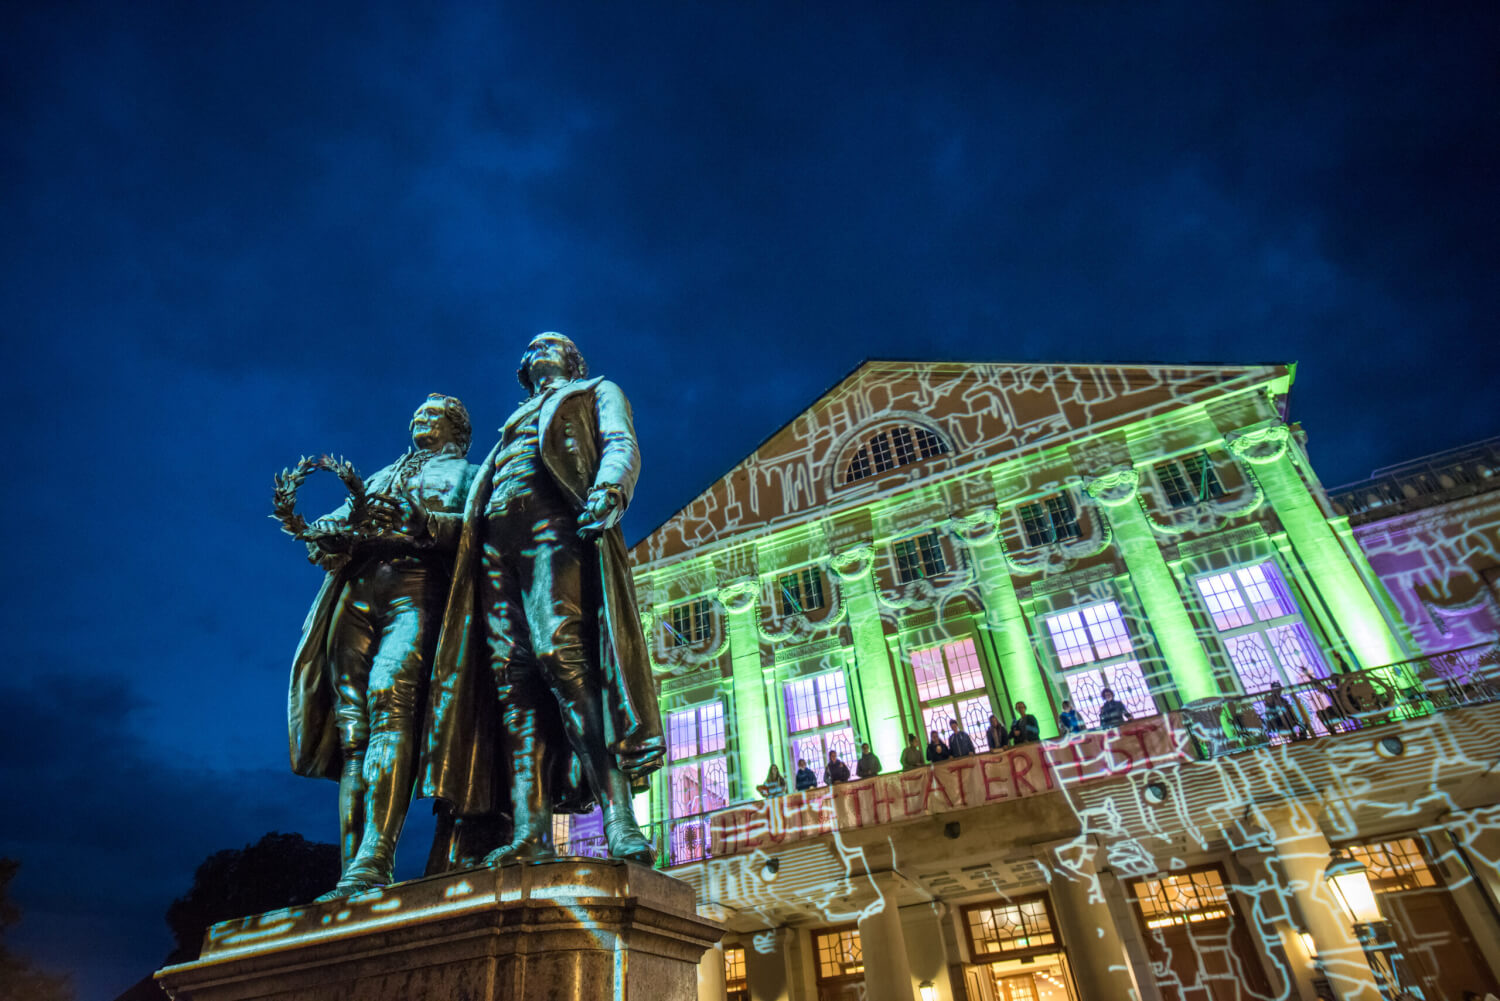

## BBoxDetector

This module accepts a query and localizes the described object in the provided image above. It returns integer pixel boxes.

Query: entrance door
[1128,865,1273,1001]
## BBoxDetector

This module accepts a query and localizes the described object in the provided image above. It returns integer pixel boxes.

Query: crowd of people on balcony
[753,688,1147,797]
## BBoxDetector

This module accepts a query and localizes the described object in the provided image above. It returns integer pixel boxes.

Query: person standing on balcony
[900,733,925,769]
[794,758,817,791]
[926,729,950,762]
[1008,702,1040,744]
[984,713,1008,751]
[756,763,787,798]
[824,749,851,785]
[947,719,976,758]
[1098,688,1131,729]
[1058,701,1085,735]
[855,742,882,778]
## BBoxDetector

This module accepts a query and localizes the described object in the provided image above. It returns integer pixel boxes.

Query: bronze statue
[284,394,477,898]
[422,332,665,866]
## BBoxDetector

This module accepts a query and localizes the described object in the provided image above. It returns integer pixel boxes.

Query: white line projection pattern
[622,361,1500,1000]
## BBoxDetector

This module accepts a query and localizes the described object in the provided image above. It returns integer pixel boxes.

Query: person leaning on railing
[900,732,924,769]
[794,758,817,791]
[756,763,787,798]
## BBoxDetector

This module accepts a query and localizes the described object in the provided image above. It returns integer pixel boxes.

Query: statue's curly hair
[425,393,472,455]
[517,332,588,396]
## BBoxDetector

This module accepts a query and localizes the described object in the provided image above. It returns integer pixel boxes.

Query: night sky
[3,3,1497,997]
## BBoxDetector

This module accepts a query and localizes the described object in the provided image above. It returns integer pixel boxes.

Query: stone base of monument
[155,858,722,1001]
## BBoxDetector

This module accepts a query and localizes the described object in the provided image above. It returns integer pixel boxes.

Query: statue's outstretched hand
[577,483,625,539]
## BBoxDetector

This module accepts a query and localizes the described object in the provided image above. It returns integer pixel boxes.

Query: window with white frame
[1018,492,1082,547]
[783,670,856,774]
[776,567,825,616]
[843,424,948,485]
[665,598,713,647]
[1154,452,1225,508]
[1043,600,1157,727]
[1193,561,1329,693]
[666,701,728,864]
[910,638,993,738]
[894,531,946,583]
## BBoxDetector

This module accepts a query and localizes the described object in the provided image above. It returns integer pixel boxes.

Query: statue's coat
[420,376,665,817]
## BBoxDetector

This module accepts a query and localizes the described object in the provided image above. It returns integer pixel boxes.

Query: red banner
[708,714,1188,856]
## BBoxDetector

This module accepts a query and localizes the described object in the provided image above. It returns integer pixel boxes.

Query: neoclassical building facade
[573,361,1499,1001]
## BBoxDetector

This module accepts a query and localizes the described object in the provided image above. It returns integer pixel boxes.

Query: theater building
[574,361,1500,1001]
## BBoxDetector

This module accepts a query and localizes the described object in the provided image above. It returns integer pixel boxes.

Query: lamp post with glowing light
[1323,847,1412,999]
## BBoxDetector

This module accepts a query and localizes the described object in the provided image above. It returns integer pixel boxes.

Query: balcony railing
[1327,437,1500,523]
[1181,640,1500,758]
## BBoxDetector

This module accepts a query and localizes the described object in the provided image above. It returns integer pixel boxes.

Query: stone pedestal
[155,859,723,1001]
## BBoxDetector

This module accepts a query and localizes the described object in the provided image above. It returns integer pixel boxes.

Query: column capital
[829,542,876,581]
[716,577,760,615]
[947,506,1001,543]
[1083,463,1141,507]
[1225,421,1291,465]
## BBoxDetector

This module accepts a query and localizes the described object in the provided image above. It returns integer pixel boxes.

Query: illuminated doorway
[961,896,1077,1001]
[1128,864,1272,1000]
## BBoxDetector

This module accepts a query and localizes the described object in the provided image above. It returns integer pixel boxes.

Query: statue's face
[523,334,574,386]
[409,399,457,450]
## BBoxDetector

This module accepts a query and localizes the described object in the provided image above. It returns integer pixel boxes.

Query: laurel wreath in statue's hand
[271,455,369,541]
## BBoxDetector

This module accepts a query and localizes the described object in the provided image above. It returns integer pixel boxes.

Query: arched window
[843,424,948,485]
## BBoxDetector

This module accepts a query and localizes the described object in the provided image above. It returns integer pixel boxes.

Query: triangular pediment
[634,359,1288,564]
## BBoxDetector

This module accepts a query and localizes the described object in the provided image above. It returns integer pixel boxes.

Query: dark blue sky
[3,2,1497,997]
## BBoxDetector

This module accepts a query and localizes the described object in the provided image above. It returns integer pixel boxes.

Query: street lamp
[1323,847,1383,927]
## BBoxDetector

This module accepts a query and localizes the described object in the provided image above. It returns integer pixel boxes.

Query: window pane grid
[1044,600,1135,667]
[1132,869,1232,929]
[724,947,747,988]
[1195,572,1253,631]
[965,898,1057,958]
[814,929,864,980]
[844,426,949,485]
[912,646,951,702]
[1349,838,1440,893]
[944,639,986,692]
[1045,610,1094,668]
[1199,561,1329,694]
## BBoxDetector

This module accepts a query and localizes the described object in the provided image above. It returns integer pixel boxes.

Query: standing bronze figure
[286,395,477,897]
[422,333,665,865]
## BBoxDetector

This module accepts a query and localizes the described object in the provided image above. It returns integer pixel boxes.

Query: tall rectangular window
[783,670,855,774]
[1044,600,1156,727]
[667,701,728,864]
[1154,452,1224,508]
[1131,868,1232,929]
[666,598,712,647]
[776,567,826,616]
[724,946,748,1001]
[910,638,993,738]
[1019,492,1082,547]
[1194,561,1329,694]
[894,531,946,583]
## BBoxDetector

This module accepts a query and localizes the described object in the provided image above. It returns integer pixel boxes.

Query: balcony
[632,640,1500,869]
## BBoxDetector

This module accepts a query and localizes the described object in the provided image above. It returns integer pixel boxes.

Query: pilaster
[831,543,904,769]
[951,508,1056,737]
[1225,423,1407,672]
[720,578,771,798]
[1084,464,1219,703]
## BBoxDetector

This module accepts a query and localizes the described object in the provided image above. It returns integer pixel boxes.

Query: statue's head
[410,393,472,455]
[517,332,588,396]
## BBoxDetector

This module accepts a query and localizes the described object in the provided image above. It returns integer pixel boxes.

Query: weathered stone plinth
[155,859,723,1001]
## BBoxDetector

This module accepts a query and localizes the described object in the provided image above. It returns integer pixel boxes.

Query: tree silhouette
[0,858,73,1001]
[163,832,338,964]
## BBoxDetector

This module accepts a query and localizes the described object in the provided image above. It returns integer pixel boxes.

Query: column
[832,544,905,771]
[1260,804,1382,1001]
[744,927,797,1001]
[1233,840,1320,1001]
[1084,465,1220,703]
[699,942,728,1001]
[1422,825,1500,984]
[721,579,772,798]
[858,876,916,1001]
[1036,838,1158,1000]
[1226,424,1407,672]
[952,508,1056,737]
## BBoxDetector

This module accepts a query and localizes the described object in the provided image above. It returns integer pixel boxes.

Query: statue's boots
[483,712,557,866]
[318,720,415,898]
[559,683,655,867]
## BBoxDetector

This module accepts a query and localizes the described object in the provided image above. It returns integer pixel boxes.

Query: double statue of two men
[285,333,665,898]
